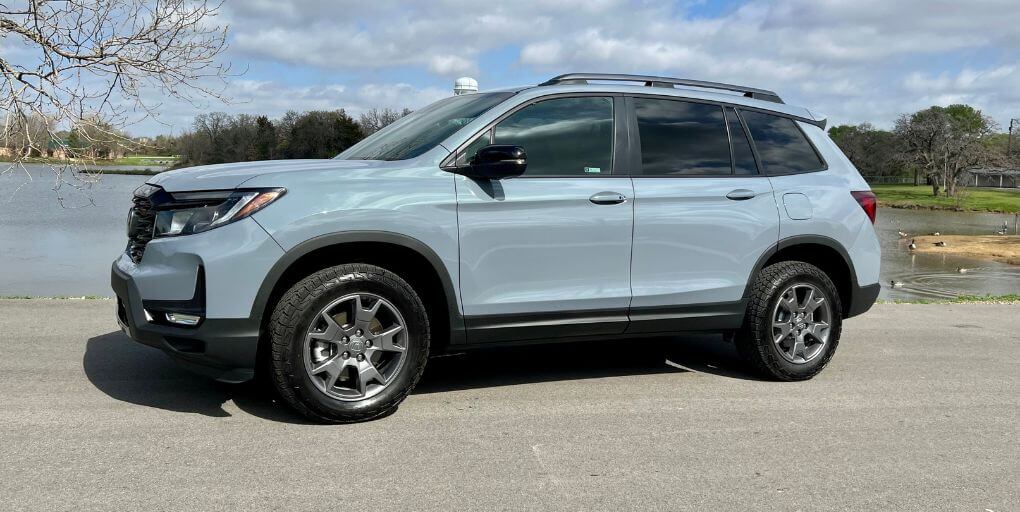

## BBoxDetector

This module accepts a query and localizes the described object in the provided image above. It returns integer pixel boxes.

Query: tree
[1,0,229,188]
[828,123,899,179]
[894,105,998,197]
[358,108,412,135]
[253,116,277,161]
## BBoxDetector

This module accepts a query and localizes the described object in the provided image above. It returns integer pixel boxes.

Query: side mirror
[455,145,527,180]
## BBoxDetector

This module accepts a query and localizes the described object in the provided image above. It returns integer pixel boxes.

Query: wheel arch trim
[250,231,465,343]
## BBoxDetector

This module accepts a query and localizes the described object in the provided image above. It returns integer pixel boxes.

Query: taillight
[851,190,877,224]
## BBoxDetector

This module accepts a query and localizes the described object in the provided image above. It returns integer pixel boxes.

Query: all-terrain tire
[735,261,842,381]
[269,264,430,423]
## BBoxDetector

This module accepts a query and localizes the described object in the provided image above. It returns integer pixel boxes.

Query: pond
[1,164,1018,300]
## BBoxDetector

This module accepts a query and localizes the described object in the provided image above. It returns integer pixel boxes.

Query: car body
[112,73,880,421]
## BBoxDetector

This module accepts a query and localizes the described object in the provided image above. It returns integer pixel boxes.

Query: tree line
[150,108,411,167]
[829,104,1017,197]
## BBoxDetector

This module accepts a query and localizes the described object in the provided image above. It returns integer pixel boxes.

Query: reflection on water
[1,164,1019,299]
[876,208,1020,300]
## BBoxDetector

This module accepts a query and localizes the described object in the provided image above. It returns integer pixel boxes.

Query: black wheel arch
[251,231,466,355]
[744,235,870,319]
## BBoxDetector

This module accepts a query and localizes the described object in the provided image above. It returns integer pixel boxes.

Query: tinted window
[726,108,758,175]
[339,92,513,161]
[493,97,614,176]
[740,110,825,174]
[634,98,730,175]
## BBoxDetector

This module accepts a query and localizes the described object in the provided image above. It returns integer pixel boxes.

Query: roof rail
[538,73,784,104]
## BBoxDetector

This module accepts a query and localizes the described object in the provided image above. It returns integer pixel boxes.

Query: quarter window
[492,97,614,176]
[726,108,759,175]
[634,98,731,176]
[740,110,825,174]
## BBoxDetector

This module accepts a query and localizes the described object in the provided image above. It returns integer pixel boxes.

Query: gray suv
[112,73,881,423]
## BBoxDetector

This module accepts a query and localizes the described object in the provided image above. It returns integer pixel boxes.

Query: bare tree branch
[0,0,231,203]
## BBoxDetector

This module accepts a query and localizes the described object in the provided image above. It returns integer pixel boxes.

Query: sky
[130,0,1020,136]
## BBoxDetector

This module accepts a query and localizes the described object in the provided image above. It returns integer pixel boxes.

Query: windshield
[338,92,515,161]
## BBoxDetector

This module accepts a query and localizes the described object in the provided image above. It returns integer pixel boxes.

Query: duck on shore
[898,231,909,238]
[931,231,940,236]
[890,280,904,288]
[957,267,969,273]
[908,239,917,250]
[934,241,947,247]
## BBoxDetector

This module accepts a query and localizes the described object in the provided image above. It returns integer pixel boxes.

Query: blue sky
[132,0,1020,136]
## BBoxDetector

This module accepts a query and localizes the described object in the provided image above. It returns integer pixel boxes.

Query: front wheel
[736,261,843,381]
[269,264,430,423]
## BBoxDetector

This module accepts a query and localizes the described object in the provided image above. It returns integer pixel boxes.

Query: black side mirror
[456,145,527,180]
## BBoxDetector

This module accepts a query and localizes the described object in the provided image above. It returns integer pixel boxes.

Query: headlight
[153,188,285,237]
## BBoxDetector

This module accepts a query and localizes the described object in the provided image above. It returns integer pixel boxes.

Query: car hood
[147,159,406,192]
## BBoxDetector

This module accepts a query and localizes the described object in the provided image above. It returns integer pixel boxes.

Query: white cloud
[124,0,1020,134]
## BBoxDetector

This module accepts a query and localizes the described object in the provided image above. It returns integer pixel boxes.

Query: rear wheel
[269,264,429,423]
[736,261,842,381]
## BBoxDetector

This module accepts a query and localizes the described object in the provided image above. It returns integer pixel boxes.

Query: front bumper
[111,259,260,383]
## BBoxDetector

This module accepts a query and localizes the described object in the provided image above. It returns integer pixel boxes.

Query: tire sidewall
[283,269,429,420]
[756,265,843,378]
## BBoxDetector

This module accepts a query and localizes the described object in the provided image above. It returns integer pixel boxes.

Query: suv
[112,73,880,423]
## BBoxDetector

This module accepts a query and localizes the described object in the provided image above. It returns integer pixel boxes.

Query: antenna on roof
[454,77,478,95]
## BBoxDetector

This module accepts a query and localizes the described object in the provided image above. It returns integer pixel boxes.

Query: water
[1,164,1018,299]
[876,208,1020,300]
[0,165,148,296]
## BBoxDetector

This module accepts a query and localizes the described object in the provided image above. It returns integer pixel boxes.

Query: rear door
[454,95,635,342]
[625,96,780,332]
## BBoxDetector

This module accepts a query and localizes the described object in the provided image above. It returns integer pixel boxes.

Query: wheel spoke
[773,322,792,344]
[355,295,383,327]
[780,293,797,312]
[805,321,829,341]
[308,312,342,341]
[370,325,405,353]
[356,361,384,396]
[805,296,825,314]
[799,288,815,311]
[790,339,806,360]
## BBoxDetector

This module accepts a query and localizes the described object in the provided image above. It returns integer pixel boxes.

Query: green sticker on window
[584,167,602,174]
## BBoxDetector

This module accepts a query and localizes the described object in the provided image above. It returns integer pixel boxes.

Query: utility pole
[1010,118,1020,157]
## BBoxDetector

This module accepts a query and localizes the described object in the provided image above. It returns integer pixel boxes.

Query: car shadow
[83,330,761,422]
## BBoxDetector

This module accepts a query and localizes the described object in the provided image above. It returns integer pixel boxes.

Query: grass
[878,294,1020,304]
[0,154,178,168]
[872,184,1020,213]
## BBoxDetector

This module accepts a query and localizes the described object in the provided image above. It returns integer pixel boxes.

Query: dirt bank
[911,235,1020,265]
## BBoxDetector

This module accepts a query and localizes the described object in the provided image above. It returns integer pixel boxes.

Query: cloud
[124,0,1020,134]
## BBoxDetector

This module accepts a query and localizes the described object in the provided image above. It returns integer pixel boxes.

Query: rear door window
[740,110,825,174]
[633,98,731,176]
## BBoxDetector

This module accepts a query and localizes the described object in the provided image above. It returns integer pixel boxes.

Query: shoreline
[879,201,1020,214]
[909,234,1020,265]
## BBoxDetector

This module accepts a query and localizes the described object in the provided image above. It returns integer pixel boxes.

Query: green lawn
[872,184,1020,213]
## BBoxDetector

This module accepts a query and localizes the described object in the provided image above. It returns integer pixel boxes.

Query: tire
[736,261,842,381]
[269,264,430,423]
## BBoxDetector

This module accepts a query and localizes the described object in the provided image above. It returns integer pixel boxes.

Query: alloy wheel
[303,293,408,401]
[771,283,832,364]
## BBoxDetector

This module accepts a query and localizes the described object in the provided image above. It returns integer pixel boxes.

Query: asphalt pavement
[0,299,1017,511]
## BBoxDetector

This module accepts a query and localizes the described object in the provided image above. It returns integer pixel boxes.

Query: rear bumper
[847,282,881,318]
[111,261,259,383]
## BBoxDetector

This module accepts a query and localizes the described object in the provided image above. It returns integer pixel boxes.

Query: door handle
[589,191,627,205]
[725,189,756,201]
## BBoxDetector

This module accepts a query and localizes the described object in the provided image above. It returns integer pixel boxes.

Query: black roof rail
[538,73,784,104]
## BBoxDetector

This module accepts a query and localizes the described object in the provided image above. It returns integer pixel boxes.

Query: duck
[957,267,969,273]
[931,231,940,236]
[908,239,917,250]
[934,241,947,247]
[898,231,909,238]
[890,280,904,288]
[996,227,1008,235]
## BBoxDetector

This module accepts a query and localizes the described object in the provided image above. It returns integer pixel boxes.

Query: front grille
[127,194,155,263]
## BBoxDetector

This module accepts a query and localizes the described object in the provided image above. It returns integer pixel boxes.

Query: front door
[455,95,634,342]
